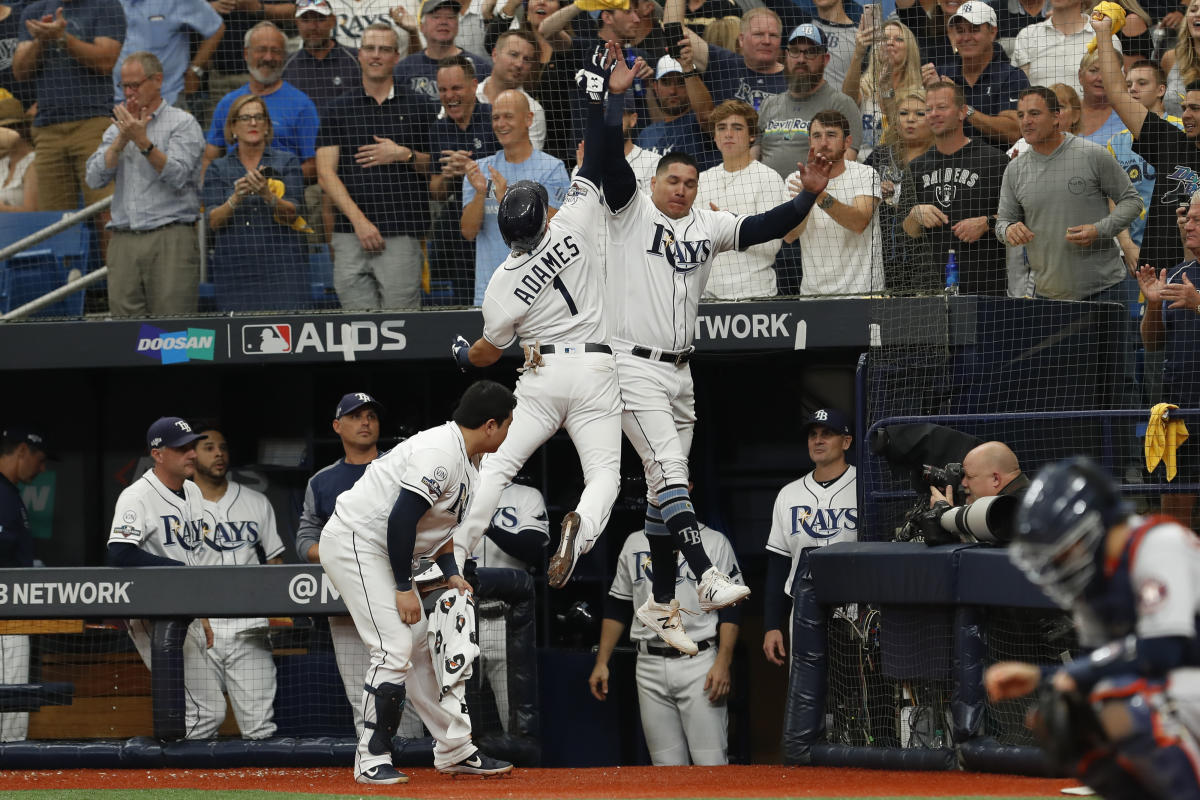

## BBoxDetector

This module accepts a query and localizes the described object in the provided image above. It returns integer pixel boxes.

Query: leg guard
[364,682,407,757]
[1090,681,1200,800]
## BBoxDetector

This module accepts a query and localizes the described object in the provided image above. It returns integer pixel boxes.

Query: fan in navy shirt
[428,54,498,306]
[637,55,719,171]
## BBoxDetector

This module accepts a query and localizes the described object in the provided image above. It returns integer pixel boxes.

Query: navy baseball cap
[146,417,206,450]
[803,408,851,436]
[788,23,827,48]
[2,426,53,458]
[334,392,384,420]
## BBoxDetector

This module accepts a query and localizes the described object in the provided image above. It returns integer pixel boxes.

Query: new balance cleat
[697,566,750,612]
[636,597,698,655]
[548,512,584,589]
[439,750,514,776]
[355,764,409,784]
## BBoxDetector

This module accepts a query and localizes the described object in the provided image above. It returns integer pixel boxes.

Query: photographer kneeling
[920,442,1029,545]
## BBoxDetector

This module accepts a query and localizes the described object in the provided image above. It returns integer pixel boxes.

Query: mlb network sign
[136,325,216,365]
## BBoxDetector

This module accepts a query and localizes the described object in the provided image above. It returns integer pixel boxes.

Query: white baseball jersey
[471,482,549,571]
[198,480,286,566]
[610,524,743,644]
[606,188,743,351]
[571,144,657,282]
[481,175,608,350]
[327,421,475,563]
[767,465,858,596]
[108,471,206,564]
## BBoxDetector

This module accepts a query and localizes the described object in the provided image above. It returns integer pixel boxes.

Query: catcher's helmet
[498,180,549,253]
[1011,457,1130,608]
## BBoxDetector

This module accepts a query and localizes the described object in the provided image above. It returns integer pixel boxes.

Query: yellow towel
[575,0,628,10]
[1087,1,1126,52]
[1146,402,1189,481]
[267,177,313,235]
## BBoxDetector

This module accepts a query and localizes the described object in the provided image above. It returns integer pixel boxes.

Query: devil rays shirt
[1132,112,1200,271]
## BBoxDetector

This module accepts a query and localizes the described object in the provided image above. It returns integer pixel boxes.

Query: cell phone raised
[664,21,684,60]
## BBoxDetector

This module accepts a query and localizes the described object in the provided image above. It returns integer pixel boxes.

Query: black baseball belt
[630,345,693,366]
[538,343,611,354]
[637,638,714,658]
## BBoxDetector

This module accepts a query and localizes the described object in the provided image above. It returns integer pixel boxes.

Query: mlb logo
[242,324,292,354]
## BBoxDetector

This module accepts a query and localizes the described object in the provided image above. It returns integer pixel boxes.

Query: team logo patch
[433,467,448,482]
[565,183,588,204]
[422,476,442,497]
[1138,578,1168,612]
[111,525,138,539]
[122,510,137,525]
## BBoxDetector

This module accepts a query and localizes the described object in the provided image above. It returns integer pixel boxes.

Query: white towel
[428,588,480,697]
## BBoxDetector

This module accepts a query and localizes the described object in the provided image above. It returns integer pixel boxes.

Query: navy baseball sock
[645,503,677,604]
[659,484,713,578]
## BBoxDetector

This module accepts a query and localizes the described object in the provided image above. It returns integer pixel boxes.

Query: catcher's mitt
[1028,681,1108,772]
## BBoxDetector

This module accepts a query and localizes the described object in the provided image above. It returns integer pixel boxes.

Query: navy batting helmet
[1011,457,1131,608]
[498,180,549,253]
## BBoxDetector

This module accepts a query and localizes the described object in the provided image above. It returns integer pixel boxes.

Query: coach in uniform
[192,425,285,740]
[319,380,516,785]
[589,509,743,765]
[598,43,831,653]
[763,409,857,668]
[0,427,47,741]
[106,417,215,740]
[987,458,1200,799]
[295,391,384,737]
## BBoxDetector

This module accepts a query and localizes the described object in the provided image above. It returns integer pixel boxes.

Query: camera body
[922,462,964,501]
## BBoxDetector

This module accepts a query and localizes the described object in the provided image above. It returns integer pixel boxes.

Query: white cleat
[697,566,751,612]
[636,597,698,656]
[548,512,584,589]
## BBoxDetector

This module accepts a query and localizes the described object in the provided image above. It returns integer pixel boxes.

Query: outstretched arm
[575,44,613,187]
[736,152,832,249]
[1093,14,1148,138]
[601,42,642,212]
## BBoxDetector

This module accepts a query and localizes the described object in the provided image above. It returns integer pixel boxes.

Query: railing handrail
[0,197,111,263]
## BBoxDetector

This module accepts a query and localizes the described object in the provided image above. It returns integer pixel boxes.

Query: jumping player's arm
[733,153,831,251]
[602,45,641,214]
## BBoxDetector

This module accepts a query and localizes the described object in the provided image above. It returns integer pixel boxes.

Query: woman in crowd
[895,0,966,71]
[843,20,923,163]
[0,94,35,213]
[1163,0,1200,116]
[202,95,308,312]
[865,88,934,293]
[483,0,575,161]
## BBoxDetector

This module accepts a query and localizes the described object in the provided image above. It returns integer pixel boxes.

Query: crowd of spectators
[6,0,1200,314]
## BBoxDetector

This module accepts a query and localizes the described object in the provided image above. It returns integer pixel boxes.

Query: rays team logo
[790,506,858,539]
[242,324,292,354]
[632,551,698,585]
[1161,165,1200,205]
[646,224,712,273]
[136,325,215,365]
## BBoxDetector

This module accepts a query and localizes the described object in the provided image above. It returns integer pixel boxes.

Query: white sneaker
[636,597,698,655]
[697,566,750,612]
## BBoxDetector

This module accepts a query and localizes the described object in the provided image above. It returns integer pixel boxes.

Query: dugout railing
[0,564,539,769]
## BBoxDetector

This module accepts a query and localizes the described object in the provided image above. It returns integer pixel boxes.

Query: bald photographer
[917,442,1030,546]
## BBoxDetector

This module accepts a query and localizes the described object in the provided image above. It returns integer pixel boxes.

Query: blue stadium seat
[0,211,90,318]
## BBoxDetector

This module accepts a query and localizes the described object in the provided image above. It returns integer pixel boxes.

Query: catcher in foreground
[985,457,1200,800]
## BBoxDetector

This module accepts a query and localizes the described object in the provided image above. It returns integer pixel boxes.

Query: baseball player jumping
[598,42,833,653]
[318,380,517,785]
[450,46,627,591]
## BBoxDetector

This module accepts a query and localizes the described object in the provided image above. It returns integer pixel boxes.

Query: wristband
[396,575,413,591]
[435,552,461,579]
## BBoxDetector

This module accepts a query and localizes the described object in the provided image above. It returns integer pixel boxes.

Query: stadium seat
[310,244,338,309]
[0,211,90,318]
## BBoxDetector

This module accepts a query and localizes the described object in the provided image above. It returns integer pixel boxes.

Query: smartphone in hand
[664,21,684,59]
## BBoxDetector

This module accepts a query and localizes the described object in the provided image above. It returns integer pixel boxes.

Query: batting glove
[574,44,610,104]
[452,335,472,372]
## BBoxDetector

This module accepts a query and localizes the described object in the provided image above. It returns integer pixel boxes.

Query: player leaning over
[450,45,626,591]
[599,41,833,654]
[319,381,517,785]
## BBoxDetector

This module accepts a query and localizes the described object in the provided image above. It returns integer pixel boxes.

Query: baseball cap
[421,0,462,16]
[655,55,684,80]
[2,426,52,458]
[146,417,206,450]
[0,94,25,127]
[803,408,851,436]
[948,0,997,27]
[787,23,827,48]
[334,392,384,420]
[294,0,333,16]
